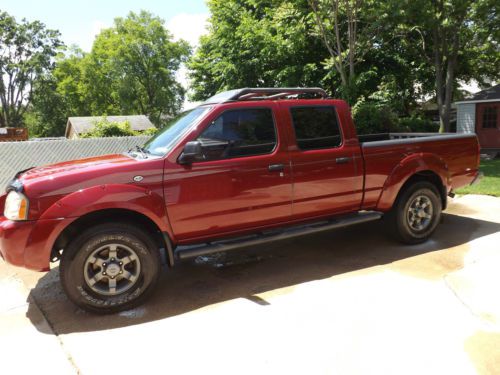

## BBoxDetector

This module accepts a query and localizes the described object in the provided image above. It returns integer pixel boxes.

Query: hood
[17,153,164,198]
[20,154,134,183]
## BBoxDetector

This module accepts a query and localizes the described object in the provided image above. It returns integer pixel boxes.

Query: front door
[476,103,500,149]
[164,103,292,242]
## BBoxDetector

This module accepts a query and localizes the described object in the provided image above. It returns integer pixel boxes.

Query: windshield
[143,106,212,156]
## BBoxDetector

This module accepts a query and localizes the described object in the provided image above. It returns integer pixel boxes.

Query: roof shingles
[462,84,500,102]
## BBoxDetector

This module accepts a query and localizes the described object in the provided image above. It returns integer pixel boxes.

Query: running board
[175,211,382,260]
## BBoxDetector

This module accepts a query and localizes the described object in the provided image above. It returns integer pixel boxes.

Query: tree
[27,73,67,137]
[84,11,190,125]
[427,0,471,132]
[45,10,190,131]
[0,11,62,128]
[28,47,87,137]
[354,0,437,115]
[398,0,500,132]
[188,0,330,100]
[52,46,89,117]
[308,0,361,102]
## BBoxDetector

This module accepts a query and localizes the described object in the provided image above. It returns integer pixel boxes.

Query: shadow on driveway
[26,213,500,334]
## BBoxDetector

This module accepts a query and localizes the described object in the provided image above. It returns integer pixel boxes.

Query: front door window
[197,108,277,161]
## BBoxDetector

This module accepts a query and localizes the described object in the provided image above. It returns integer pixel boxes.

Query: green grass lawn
[456,158,500,197]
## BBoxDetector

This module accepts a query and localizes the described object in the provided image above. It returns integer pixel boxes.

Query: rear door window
[290,106,342,150]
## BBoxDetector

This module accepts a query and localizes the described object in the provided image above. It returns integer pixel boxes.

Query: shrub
[399,117,438,133]
[81,117,156,138]
[352,101,400,135]
[142,127,159,136]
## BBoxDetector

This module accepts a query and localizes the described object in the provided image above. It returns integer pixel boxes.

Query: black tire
[60,222,161,314]
[386,181,442,244]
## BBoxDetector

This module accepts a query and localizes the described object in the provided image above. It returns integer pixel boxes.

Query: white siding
[456,103,476,133]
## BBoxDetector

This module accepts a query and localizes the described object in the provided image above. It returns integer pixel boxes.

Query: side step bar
[175,211,382,261]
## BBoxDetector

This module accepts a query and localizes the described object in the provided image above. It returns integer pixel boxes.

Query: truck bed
[358,132,480,210]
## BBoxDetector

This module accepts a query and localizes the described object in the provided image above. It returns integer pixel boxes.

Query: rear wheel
[60,223,161,314]
[386,181,442,244]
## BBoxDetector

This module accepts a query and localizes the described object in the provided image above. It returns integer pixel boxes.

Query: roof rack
[204,87,328,104]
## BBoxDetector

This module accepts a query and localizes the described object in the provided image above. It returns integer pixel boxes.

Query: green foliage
[352,100,400,134]
[28,72,68,137]
[0,11,63,128]
[29,10,190,136]
[188,0,329,100]
[82,11,191,123]
[190,0,498,121]
[386,0,500,131]
[142,127,159,136]
[398,117,438,133]
[3,2,497,138]
[457,158,500,197]
[352,101,439,134]
[80,117,152,138]
[308,0,384,104]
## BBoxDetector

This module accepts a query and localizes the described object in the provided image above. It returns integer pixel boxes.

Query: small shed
[0,127,28,142]
[65,115,155,139]
[456,84,500,154]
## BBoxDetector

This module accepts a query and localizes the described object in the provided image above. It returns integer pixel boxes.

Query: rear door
[281,102,363,219]
[164,103,292,241]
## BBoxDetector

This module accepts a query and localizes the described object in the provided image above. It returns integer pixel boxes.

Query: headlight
[4,191,29,221]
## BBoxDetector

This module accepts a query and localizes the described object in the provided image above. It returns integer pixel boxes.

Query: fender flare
[376,153,449,211]
[40,184,172,235]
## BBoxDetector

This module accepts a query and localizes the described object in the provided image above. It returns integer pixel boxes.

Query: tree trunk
[441,23,461,133]
[433,27,445,133]
[309,0,357,100]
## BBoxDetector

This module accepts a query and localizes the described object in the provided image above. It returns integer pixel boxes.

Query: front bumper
[0,217,35,267]
[0,216,73,271]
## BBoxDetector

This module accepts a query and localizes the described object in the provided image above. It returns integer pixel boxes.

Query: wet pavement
[1,194,500,374]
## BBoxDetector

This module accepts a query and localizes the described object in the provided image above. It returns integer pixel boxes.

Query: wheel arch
[377,153,449,212]
[393,171,447,210]
[51,208,175,267]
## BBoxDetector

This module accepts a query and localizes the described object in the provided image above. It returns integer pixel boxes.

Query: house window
[482,106,498,129]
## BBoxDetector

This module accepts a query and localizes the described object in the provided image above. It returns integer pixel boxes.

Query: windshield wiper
[127,145,149,159]
[135,145,149,158]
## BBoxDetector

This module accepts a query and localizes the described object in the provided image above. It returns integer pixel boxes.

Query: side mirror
[178,141,203,165]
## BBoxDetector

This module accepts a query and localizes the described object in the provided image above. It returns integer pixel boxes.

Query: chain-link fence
[0,136,151,190]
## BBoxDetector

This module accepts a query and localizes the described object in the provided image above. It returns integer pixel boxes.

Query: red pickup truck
[0,88,481,313]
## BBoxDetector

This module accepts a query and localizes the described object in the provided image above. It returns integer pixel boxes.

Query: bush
[81,117,157,138]
[352,101,400,135]
[352,100,440,135]
[142,127,159,136]
[398,117,438,133]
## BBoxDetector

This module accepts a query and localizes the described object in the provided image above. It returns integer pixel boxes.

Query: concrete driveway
[1,195,500,375]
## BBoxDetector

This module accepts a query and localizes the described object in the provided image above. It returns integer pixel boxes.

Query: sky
[0,0,210,101]
[0,0,209,50]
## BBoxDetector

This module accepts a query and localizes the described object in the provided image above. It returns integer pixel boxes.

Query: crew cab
[0,88,481,313]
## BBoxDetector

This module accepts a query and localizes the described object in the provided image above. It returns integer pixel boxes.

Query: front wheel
[386,181,442,244]
[60,223,161,314]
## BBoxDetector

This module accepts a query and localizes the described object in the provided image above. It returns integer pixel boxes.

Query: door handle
[336,157,351,164]
[268,164,285,172]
